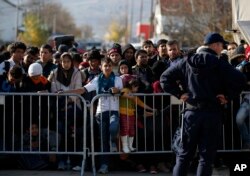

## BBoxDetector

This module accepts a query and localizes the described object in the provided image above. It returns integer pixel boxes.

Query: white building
[232,0,250,44]
[153,0,189,40]
[0,0,24,42]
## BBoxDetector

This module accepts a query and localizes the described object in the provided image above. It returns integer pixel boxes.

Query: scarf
[30,75,48,85]
[97,72,115,94]
[56,66,74,87]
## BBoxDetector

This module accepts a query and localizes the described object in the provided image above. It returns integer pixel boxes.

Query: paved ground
[0,168,230,176]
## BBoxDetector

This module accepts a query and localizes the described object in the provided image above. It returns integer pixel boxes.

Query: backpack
[0,60,10,76]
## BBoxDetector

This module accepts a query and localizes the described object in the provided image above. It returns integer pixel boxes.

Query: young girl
[48,52,82,107]
[119,77,155,153]
[118,60,132,76]
[48,52,82,170]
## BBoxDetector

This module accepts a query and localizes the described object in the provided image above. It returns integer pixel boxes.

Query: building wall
[0,1,23,42]
[154,0,185,38]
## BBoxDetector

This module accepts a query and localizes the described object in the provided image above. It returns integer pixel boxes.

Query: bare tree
[80,24,94,40]
[24,0,81,37]
[158,0,232,47]
[182,0,232,46]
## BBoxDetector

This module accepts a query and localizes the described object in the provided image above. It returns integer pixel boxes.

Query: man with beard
[149,39,168,67]
[132,49,154,93]
[142,40,156,67]
[166,40,182,67]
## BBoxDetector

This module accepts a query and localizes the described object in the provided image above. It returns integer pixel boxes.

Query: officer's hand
[180,93,189,102]
[216,94,228,104]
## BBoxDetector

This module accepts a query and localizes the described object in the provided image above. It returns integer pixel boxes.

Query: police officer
[160,32,246,176]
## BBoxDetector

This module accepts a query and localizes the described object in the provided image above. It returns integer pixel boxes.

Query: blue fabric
[236,100,250,144]
[0,78,16,92]
[160,47,246,100]
[97,72,115,94]
[173,110,222,176]
[96,111,119,165]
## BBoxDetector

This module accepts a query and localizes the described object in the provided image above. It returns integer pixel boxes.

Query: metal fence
[0,92,88,176]
[88,92,250,175]
[0,92,249,176]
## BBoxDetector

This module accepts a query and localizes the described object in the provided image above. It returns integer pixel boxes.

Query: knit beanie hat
[108,43,122,56]
[28,63,43,76]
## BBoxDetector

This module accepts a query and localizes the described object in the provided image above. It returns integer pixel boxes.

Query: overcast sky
[54,0,153,39]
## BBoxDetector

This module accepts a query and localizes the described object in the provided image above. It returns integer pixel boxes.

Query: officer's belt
[185,102,219,111]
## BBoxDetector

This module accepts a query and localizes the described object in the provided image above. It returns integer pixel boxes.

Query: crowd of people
[0,32,249,175]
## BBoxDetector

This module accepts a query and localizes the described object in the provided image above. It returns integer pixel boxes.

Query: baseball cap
[204,32,228,45]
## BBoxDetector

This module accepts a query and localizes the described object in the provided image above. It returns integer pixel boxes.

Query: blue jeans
[173,110,222,176]
[236,101,250,144]
[96,111,119,165]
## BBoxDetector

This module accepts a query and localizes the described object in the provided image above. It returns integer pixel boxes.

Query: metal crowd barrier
[89,92,250,175]
[89,93,183,175]
[0,92,88,176]
[0,92,249,176]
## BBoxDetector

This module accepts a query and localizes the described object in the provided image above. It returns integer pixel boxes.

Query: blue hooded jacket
[160,47,246,106]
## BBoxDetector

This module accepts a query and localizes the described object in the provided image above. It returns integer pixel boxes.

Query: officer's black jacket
[160,48,246,105]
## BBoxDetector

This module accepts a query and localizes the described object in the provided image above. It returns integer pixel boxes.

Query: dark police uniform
[160,46,246,176]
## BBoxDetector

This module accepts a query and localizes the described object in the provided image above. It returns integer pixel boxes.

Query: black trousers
[173,109,222,176]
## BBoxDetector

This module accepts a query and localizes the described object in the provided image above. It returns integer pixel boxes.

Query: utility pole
[150,0,154,38]
[139,0,144,42]
[130,0,134,41]
[125,0,128,43]
[139,0,143,23]
[15,0,20,41]
[53,14,56,34]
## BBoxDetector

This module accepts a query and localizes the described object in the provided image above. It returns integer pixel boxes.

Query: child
[118,60,132,76]
[20,122,60,170]
[48,52,82,108]
[48,52,83,170]
[20,63,50,92]
[119,77,155,153]
[37,44,57,78]
[60,57,123,174]
[19,63,51,131]
[121,44,136,68]
[108,43,122,75]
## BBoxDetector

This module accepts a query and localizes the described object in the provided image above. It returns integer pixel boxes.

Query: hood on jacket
[122,44,136,56]
[187,48,220,75]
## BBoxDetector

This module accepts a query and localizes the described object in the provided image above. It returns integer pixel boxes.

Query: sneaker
[111,142,117,152]
[72,165,81,171]
[137,164,146,173]
[98,164,108,174]
[57,161,65,170]
[150,165,158,174]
